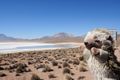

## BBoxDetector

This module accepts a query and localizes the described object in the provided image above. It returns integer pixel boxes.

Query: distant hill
[53,32,74,38]
[0,34,29,42]
[0,33,84,43]
[31,32,84,43]
[0,34,17,41]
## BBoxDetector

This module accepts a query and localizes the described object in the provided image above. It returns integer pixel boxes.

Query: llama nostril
[84,42,88,46]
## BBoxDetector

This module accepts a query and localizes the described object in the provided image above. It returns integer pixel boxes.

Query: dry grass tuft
[48,73,56,79]
[63,62,70,68]
[79,65,87,72]
[77,76,85,80]
[51,60,58,66]
[0,72,6,77]
[65,74,74,80]
[31,73,43,80]
[63,68,71,74]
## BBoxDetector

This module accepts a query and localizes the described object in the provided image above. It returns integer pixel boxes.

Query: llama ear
[107,36,113,43]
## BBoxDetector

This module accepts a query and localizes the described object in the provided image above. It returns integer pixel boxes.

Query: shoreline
[0,42,83,54]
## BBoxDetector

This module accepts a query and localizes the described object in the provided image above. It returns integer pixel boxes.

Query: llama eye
[95,40,100,43]
[107,36,113,43]
[107,36,113,41]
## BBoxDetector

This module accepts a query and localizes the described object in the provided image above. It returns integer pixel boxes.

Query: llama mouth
[86,45,93,50]
[91,47,100,56]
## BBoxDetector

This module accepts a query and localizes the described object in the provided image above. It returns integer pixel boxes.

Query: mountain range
[0,32,84,43]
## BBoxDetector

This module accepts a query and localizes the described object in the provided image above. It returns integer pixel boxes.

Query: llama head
[84,29,114,50]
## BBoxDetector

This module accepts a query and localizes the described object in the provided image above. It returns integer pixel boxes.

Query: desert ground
[0,43,120,80]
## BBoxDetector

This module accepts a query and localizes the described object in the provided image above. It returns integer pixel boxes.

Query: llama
[83,29,120,80]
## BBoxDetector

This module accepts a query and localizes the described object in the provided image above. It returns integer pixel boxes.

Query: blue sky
[0,0,120,38]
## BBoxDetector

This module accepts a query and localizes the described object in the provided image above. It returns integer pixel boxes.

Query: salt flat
[0,42,54,49]
[0,42,80,53]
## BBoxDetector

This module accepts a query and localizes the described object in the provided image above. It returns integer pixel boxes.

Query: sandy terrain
[0,43,95,80]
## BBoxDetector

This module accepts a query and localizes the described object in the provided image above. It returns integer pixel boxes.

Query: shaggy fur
[83,29,120,80]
